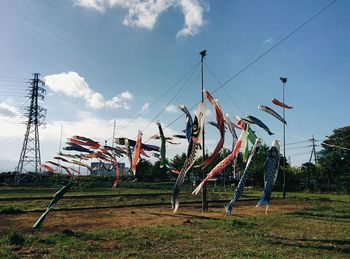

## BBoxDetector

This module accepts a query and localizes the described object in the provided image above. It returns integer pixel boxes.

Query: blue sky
[0,0,349,171]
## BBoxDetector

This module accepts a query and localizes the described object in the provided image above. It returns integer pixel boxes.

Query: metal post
[57,125,63,173]
[200,50,208,211]
[16,73,46,183]
[112,120,116,148]
[280,77,287,199]
[312,135,317,164]
[307,135,313,186]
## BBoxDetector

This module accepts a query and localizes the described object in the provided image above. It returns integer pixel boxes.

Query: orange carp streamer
[131,130,142,175]
[271,98,293,109]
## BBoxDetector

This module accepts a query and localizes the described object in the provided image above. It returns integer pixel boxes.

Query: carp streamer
[172,101,206,213]
[225,138,262,215]
[202,89,225,168]
[256,140,280,214]
[192,129,249,195]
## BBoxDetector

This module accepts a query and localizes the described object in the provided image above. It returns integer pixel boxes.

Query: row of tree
[132,126,350,193]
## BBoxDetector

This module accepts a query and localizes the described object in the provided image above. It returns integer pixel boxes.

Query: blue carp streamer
[225,138,262,215]
[257,140,280,213]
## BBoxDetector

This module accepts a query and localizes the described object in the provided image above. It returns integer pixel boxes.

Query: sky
[0,0,349,172]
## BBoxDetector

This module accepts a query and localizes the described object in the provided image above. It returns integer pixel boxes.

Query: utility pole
[16,73,46,183]
[280,77,287,199]
[307,135,317,186]
[200,50,208,211]
[311,135,317,164]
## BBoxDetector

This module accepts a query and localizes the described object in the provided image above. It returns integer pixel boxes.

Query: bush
[0,206,24,215]
[7,232,25,246]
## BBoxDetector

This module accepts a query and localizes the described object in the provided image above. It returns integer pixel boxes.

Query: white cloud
[141,102,149,113]
[0,109,226,171]
[165,104,178,113]
[0,108,183,170]
[44,72,133,109]
[73,0,106,12]
[176,0,207,38]
[263,38,274,44]
[72,0,207,37]
[0,103,20,118]
[120,91,133,100]
[113,0,172,30]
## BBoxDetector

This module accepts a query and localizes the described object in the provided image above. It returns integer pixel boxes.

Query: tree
[317,126,350,192]
[152,161,171,181]
[170,153,187,170]
[134,159,153,182]
[246,144,269,187]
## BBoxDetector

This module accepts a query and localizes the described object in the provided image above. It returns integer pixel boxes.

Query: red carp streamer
[192,129,249,195]
[202,89,225,167]
[272,98,293,109]
[113,163,121,188]
[131,130,142,175]
[40,164,57,173]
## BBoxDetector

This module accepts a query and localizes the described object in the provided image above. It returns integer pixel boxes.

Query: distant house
[90,162,126,176]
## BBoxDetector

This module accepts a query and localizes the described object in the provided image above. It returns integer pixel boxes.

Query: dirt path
[0,199,311,237]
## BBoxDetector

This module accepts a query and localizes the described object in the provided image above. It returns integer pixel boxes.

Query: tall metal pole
[59,125,63,153]
[280,77,287,199]
[112,120,116,148]
[200,50,208,211]
[57,125,63,173]
[307,135,315,186]
[312,135,317,164]
[16,73,46,183]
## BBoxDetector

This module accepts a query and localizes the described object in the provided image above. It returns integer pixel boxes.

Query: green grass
[0,206,24,215]
[0,184,349,258]
[0,185,171,199]
[1,183,349,213]
[0,183,233,212]
[1,199,349,258]
[0,192,232,212]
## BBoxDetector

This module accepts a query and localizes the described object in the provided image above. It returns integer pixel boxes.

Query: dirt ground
[0,199,311,237]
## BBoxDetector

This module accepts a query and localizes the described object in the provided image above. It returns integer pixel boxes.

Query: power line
[321,142,350,151]
[111,0,339,162]
[285,140,309,145]
[210,0,337,95]
[0,86,28,91]
[204,62,244,115]
[287,145,312,150]
[150,0,338,141]
[203,61,269,139]
[0,78,29,82]
[289,151,311,157]
[275,132,310,140]
[0,75,29,80]
[115,62,200,138]
[141,64,198,133]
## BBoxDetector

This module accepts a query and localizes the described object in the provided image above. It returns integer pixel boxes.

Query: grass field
[0,184,349,258]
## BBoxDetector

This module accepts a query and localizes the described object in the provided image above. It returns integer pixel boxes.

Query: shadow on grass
[147,212,221,221]
[289,202,350,222]
[292,211,350,220]
[270,236,350,254]
[290,204,350,222]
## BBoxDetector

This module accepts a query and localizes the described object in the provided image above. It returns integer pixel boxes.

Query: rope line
[112,62,200,139]
[147,0,338,141]
[210,0,337,95]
